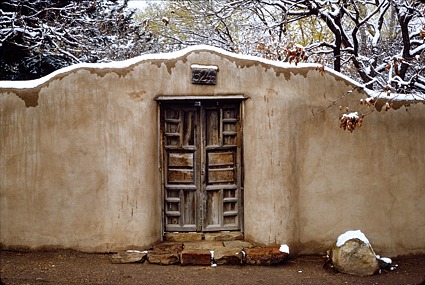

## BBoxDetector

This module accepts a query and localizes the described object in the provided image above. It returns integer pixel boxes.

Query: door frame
[156,95,245,236]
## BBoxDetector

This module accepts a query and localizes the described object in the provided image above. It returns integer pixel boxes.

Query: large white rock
[330,231,380,276]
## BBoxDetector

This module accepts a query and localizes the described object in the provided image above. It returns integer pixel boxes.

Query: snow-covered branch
[2,0,425,98]
[0,0,149,80]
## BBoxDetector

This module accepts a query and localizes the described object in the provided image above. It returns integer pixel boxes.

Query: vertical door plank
[206,109,220,146]
[162,105,199,232]
[203,103,242,231]
[206,190,221,226]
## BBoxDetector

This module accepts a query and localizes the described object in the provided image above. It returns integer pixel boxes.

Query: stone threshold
[164,231,244,242]
[111,232,288,266]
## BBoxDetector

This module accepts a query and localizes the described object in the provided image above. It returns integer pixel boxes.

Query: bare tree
[128,0,424,132]
[2,0,424,130]
[0,0,152,80]
[141,0,425,98]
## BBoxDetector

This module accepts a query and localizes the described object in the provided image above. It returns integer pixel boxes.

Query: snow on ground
[377,256,392,264]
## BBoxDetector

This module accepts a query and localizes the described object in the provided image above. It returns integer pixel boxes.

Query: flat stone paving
[111,232,289,266]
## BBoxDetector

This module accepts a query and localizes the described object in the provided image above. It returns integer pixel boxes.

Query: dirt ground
[1,250,424,285]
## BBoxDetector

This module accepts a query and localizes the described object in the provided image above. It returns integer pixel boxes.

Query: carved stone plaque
[191,64,218,85]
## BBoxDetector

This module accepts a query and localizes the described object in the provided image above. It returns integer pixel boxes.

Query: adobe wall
[1,46,424,256]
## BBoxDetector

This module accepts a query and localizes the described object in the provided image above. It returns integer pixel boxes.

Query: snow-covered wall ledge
[0,45,364,89]
[2,45,423,110]
[0,45,368,107]
[1,45,424,256]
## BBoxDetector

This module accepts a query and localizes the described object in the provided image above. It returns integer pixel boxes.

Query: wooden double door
[160,100,243,232]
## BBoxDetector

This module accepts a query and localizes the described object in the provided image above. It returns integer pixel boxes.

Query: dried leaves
[284,44,308,65]
[256,42,309,64]
[162,17,170,26]
[420,27,425,39]
[256,42,283,60]
[360,98,377,108]
[340,95,395,132]
[382,102,394,111]
[315,65,325,76]
[339,108,364,133]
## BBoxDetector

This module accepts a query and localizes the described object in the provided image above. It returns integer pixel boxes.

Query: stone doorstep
[213,247,244,265]
[164,231,244,242]
[222,240,255,249]
[245,247,289,265]
[180,249,212,265]
[180,246,288,266]
[183,241,224,251]
[147,242,183,265]
[111,241,289,266]
[164,232,203,242]
[152,242,183,252]
[204,232,244,241]
[147,250,180,265]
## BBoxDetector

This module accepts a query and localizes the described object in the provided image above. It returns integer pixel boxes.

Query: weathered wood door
[160,101,243,232]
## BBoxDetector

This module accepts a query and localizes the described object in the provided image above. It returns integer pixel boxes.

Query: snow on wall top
[0,45,362,90]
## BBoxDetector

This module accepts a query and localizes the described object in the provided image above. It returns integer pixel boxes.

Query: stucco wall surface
[1,46,424,256]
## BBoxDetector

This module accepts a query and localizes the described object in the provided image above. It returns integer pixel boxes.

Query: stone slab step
[148,242,183,265]
[183,241,224,251]
[147,251,180,265]
[204,232,244,241]
[180,249,212,265]
[213,247,243,265]
[223,240,255,249]
[164,232,203,242]
[164,232,244,242]
[152,242,183,252]
[245,246,288,265]
[110,241,289,266]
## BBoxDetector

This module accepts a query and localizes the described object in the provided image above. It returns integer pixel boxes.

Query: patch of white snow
[126,250,142,253]
[379,257,392,264]
[341,112,359,120]
[279,244,290,254]
[364,89,424,102]
[0,45,360,90]
[191,64,219,70]
[336,230,370,247]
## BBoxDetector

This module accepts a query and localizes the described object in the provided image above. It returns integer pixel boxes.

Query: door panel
[163,106,199,231]
[161,102,242,232]
[203,105,240,231]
